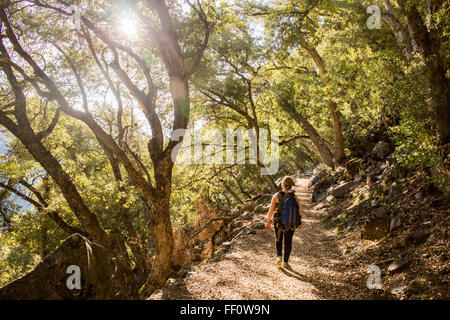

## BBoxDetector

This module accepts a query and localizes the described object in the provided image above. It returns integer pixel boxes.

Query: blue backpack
[275,190,302,230]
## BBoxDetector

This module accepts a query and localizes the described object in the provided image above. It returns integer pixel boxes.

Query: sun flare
[118,16,138,38]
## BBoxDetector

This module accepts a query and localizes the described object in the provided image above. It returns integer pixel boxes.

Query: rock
[389,216,402,232]
[291,171,302,179]
[311,176,334,202]
[308,167,327,187]
[240,227,256,236]
[312,165,326,175]
[330,181,360,198]
[406,230,430,245]
[229,226,246,239]
[0,234,114,300]
[225,252,244,260]
[313,191,327,203]
[312,201,329,212]
[253,204,266,214]
[361,216,389,240]
[372,141,392,159]
[373,206,387,218]
[239,211,253,220]
[221,241,233,248]
[406,279,424,294]
[390,278,407,295]
[239,202,256,213]
[345,158,363,177]
[388,257,410,273]
[250,221,265,230]
[231,226,256,240]
[375,257,395,267]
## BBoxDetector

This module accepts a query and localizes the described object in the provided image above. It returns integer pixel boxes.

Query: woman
[265,176,302,268]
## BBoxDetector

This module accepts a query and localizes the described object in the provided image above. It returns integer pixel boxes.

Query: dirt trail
[151,177,365,300]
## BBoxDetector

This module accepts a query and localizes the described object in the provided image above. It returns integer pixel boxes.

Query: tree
[0,0,214,297]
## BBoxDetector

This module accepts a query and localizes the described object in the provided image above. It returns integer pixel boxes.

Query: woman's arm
[265,194,278,230]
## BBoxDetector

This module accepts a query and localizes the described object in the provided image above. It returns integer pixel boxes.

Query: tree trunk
[220,179,243,204]
[288,107,335,168]
[396,0,450,144]
[428,61,450,144]
[328,100,345,164]
[360,0,415,59]
[260,168,279,192]
[297,37,345,163]
[139,187,174,297]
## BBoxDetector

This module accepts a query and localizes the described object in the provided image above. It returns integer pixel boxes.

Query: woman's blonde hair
[281,176,294,190]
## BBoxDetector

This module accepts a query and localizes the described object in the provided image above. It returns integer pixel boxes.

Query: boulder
[372,141,392,159]
[311,177,334,202]
[390,278,407,295]
[330,181,360,198]
[308,167,327,187]
[404,230,430,246]
[345,158,364,177]
[389,216,402,232]
[406,279,424,294]
[250,221,266,230]
[388,257,410,273]
[0,234,114,300]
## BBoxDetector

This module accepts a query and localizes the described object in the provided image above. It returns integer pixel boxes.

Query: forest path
[151,177,364,300]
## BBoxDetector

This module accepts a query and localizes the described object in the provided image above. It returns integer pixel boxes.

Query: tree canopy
[0,0,448,298]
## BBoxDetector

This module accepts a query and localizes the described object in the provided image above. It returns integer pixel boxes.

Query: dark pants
[274,224,295,262]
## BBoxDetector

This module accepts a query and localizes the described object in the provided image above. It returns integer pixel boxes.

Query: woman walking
[265,176,302,268]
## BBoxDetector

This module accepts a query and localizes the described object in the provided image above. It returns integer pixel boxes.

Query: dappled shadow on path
[153,178,366,300]
[179,206,365,300]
